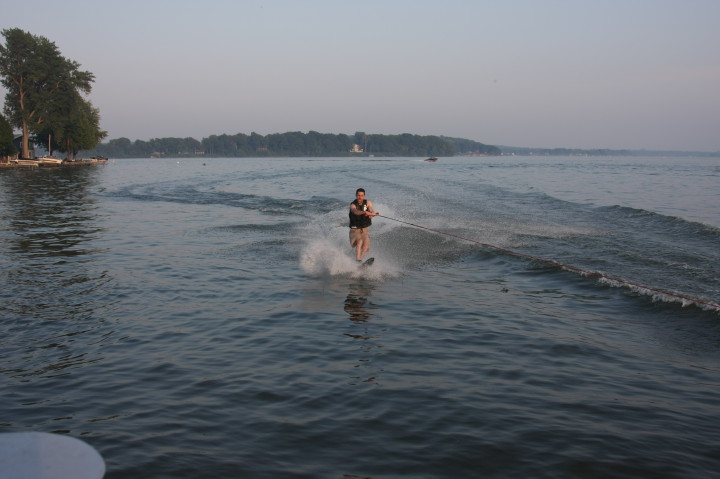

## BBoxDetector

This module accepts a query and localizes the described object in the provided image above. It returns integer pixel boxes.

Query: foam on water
[298,203,402,279]
[597,276,720,312]
[299,239,400,280]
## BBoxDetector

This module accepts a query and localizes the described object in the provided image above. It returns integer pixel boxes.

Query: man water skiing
[349,188,379,263]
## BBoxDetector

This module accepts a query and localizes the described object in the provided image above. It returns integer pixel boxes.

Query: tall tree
[0,28,94,158]
[54,95,107,160]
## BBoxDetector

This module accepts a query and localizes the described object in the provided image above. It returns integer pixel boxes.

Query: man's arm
[350,201,379,216]
[365,201,379,216]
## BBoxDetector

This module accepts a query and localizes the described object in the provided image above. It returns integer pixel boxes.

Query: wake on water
[297,200,601,281]
[297,199,720,313]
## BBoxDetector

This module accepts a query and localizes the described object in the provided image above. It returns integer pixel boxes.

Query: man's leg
[350,229,370,261]
[354,237,363,261]
[350,229,362,261]
[358,231,370,261]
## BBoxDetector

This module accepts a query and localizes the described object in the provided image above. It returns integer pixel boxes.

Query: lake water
[1,156,719,478]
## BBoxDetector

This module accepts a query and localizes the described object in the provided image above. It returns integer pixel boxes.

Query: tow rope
[377,214,720,312]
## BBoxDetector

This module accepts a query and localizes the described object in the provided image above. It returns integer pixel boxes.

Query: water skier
[349,188,379,263]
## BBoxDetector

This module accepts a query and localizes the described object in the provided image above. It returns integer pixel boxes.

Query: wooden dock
[0,157,108,169]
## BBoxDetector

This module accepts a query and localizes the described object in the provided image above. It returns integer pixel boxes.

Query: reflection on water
[344,281,375,323]
[0,167,114,382]
[344,281,385,385]
[1,167,103,257]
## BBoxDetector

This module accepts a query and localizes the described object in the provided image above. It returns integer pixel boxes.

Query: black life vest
[349,199,372,228]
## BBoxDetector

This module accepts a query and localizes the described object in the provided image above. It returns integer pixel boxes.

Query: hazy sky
[2,0,719,150]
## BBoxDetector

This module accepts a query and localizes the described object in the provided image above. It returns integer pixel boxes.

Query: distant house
[3,136,25,161]
[349,144,364,153]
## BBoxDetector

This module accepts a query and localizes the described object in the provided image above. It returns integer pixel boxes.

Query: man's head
[355,188,366,201]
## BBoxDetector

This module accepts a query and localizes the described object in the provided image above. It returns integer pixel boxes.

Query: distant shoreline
[498,146,720,158]
[74,130,719,159]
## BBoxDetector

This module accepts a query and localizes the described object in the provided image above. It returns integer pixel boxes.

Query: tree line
[85,131,501,158]
[0,28,106,160]
[0,28,501,161]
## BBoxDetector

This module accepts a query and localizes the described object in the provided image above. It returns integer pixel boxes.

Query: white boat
[38,156,64,166]
[12,159,40,167]
[39,135,64,166]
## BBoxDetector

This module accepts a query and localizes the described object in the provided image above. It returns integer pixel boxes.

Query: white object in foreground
[0,432,105,479]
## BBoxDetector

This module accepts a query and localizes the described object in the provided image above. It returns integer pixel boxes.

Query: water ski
[0,432,106,479]
[360,257,374,267]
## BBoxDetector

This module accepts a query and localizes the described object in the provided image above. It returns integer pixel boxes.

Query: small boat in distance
[12,158,40,167]
[39,135,63,166]
[424,157,438,162]
[38,156,64,167]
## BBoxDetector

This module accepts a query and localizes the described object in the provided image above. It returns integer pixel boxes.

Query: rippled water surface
[1,156,719,478]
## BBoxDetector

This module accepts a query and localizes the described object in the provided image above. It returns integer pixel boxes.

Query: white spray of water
[298,202,401,279]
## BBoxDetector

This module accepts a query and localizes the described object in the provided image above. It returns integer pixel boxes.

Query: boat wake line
[376,214,720,312]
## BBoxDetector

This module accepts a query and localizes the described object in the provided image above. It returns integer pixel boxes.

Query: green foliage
[85,131,500,158]
[366,133,456,156]
[0,113,16,157]
[442,136,502,156]
[0,28,101,158]
[53,96,107,159]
